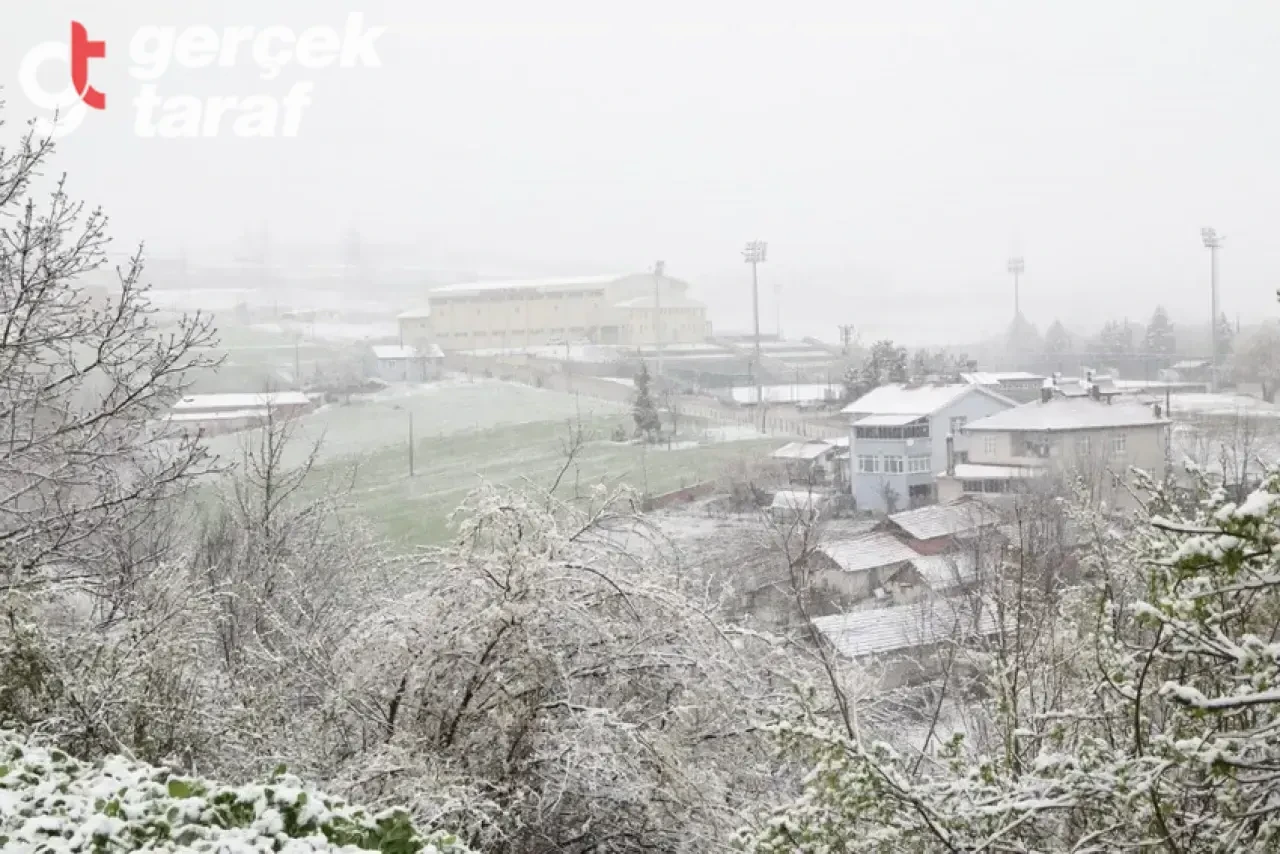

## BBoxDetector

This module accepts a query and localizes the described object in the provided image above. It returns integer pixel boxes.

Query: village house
[961,371,1047,403]
[769,439,843,486]
[365,343,445,383]
[843,383,1016,513]
[938,386,1171,509]
[882,499,1004,554]
[162,391,316,436]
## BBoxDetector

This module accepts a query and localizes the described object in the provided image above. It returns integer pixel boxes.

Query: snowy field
[206,379,775,547]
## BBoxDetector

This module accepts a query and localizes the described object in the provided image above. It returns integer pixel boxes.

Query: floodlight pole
[743,240,768,420]
[1202,228,1223,392]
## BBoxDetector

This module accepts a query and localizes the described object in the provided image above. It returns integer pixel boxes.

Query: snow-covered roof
[949,462,1044,479]
[1172,359,1211,370]
[769,490,831,512]
[812,597,1001,659]
[817,533,919,574]
[612,294,706,310]
[1156,393,1280,420]
[842,383,1013,417]
[963,397,1170,433]
[172,391,311,412]
[888,500,1002,541]
[397,306,431,319]
[961,371,1045,386]
[771,440,835,461]
[852,413,927,427]
[910,553,979,592]
[162,408,270,423]
[430,275,621,295]
[371,343,444,359]
[730,384,842,405]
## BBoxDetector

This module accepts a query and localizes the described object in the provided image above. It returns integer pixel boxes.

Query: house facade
[844,384,1016,513]
[366,344,445,383]
[938,391,1171,509]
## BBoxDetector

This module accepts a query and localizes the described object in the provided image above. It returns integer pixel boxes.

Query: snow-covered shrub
[0,730,470,853]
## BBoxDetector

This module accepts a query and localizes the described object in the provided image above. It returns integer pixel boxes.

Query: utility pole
[408,410,414,477]
[774,281,782,338]
[654,260,665,378]
[743,240,767,415]
[1007,256,1024,321]
[1202,228,1224,392]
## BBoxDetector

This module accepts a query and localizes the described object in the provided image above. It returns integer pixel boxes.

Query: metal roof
[888,500,1003,541]
[172,391,311,411]
[817,533,919,574]
[963,397,1170,433]
[771,441,835,461]
[961,371,1045,386]
[430,274,621,295]
[852,413,926,427]
[910,553,978,592]
[950,463,1044,479]
[812,596,1001,659]
[770,490,831,511]
[842,383,1014,417]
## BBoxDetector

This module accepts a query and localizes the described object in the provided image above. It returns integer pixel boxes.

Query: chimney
[1089,383,1101,402]
[1153,402,1163,418]
[945,434,956,476]
[1040,382,1053,403]
[1086,369,1095,382]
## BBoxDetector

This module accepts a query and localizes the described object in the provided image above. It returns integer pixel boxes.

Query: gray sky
[5,0,1279,345]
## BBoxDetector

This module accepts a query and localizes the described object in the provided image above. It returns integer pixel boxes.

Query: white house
[843,384,1016,513]
[939,388,1171,509]
[366,344,445,383]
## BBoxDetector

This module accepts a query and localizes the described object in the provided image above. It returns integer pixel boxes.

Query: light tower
[743,240,768,409]
[1007,256,1025,321]
[1202,227,1224,392]
[653,260,665,378]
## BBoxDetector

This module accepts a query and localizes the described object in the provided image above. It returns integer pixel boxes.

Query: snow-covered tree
[331,485,811,853]
[1144,305,1176,355]
[1043,319,1072,355]
[741,470,1280,852]
[1235,322,1280,402]
[1097,319,1133,356]
[844,340,908,401]
[632,361,661,440]
[0,113,216,596]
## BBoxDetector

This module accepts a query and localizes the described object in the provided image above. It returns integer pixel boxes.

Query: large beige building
[397,273,710,352]
[938,393,1170,508]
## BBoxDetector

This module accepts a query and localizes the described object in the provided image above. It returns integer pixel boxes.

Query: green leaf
[167,779,193,799]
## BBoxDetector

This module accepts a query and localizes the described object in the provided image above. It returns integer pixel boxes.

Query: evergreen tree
[1098,320,1132,356]
[632,361,661,440]
[1043,319,1072,355]
[1144,305,1176,355]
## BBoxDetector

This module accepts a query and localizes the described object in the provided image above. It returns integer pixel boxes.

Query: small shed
[770,439,839,484]
[884,499,1003,554]
[769,489,831,523]
[366,343,444,383]
[808,533,920,601]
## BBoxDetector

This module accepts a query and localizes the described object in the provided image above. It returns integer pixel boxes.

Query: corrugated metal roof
[963,397,1169,432]
[888,500,1002,541]
[842,383,1014,417]
[852,413,925,427]
[910,553,978,592]
[817,534,919,574]
[812,597,1001,659]
[951,463,1044,479]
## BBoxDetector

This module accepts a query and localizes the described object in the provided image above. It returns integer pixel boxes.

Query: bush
[0,731,470,853]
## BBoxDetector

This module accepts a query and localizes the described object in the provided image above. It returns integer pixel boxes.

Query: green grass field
[204,379,774,548]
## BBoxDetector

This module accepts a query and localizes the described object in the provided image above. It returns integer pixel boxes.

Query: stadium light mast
[653,260,665,378]
[1007,256,1025,321]
[743,240,768,411]
[1202,227,1223,392]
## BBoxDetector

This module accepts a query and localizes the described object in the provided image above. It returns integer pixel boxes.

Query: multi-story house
[938,387,1171,508]
[843,384,1016,513]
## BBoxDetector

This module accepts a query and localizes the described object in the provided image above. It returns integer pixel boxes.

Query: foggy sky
[5,0,1279,346]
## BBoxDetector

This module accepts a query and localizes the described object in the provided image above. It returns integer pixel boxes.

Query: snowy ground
[206,379,776,547]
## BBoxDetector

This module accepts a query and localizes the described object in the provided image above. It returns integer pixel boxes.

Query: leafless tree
[0,117,217,597]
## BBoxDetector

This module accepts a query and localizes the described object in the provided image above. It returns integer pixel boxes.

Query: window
[1111,433,1126,455]
[961,480,984,493]
[857,455,880,473]
[983,436,997,456]
[884,456,905,474]
[949,416,967,435]
[1074,435,1091,456]
[908,455,931,473]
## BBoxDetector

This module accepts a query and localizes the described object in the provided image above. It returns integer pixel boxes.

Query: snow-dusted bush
[0,730,470,853]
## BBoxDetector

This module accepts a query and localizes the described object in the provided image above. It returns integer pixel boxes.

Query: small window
[984,436,997,456]
[949,416,967,435]
[1111,433,1126,455]
[885,457,905,474]
[1075,435,1092,456]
